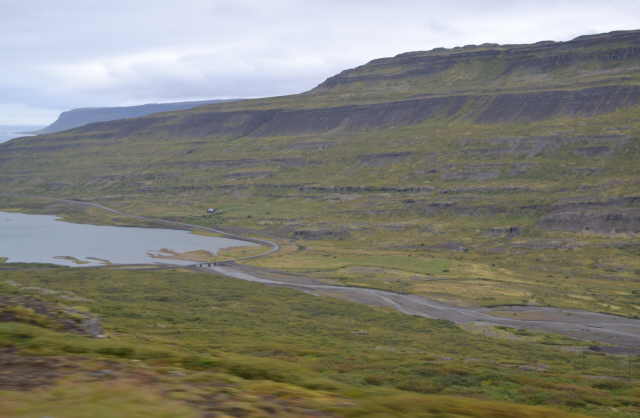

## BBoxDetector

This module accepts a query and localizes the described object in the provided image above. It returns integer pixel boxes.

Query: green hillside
[0,268,603,417]
[2,30,640,315]
[312,30,640,101]
[1,29,640,416]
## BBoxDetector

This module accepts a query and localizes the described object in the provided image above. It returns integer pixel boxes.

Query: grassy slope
[2,105,639,316]
[1,268,637,417]
[1,30,640,417]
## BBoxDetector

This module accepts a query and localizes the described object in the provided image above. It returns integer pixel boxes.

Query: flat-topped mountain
[16,30,639,142]
[36,99,239,134]
[314,29,640,98]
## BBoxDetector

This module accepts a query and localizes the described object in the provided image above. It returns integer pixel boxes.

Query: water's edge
[0,210,253,266]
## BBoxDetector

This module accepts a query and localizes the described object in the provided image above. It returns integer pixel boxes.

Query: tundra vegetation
[1,30,640,416]
[0,268,637,417]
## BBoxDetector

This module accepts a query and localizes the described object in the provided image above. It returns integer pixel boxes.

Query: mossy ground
[1,34,640,416]
[0,268,638,417]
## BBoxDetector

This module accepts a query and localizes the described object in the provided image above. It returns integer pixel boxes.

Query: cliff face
[37,99,238,134]
[29,84,640,140]
[313,30,640,97]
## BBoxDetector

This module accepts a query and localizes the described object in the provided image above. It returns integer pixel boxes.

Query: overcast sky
[1,0,639,125]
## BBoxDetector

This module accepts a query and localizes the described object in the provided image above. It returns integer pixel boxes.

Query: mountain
[2,29,640,417]
[35,99,239,134]
[2,29,640,316]
[22,30,640,139]
[313,29,640,100]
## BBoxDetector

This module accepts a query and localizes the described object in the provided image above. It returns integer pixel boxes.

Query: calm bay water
[0,211,251,266]
[0,125,43,144]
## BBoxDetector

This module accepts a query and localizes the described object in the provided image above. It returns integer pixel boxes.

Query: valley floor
[1,265,637,417]
[0,198,639,417]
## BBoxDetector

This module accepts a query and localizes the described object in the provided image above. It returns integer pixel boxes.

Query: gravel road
[199,264,640,354]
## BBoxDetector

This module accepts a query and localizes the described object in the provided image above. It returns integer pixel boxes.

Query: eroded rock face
[357,152,413,167]
[476,86,640,123]
[313,30,640,93]
[0,348,66,390]
[158,158,314,169]
[287,141,335,150]
[459,135,630,159]
[538,209,640,234]
[223,171,273,179]
[0,294,104,337]
[439,164,503,181]
[27,86,640,141]
[486,227,522,237]
[292,229,351,240]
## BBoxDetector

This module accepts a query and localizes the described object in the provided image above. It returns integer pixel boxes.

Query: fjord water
[0,211,251,266]
[0,125,42,144]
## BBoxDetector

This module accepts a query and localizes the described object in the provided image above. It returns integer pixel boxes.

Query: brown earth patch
[0,347,71,390]
[0,294,103,337]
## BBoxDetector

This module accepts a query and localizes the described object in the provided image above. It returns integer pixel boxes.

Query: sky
[1,0,639,125]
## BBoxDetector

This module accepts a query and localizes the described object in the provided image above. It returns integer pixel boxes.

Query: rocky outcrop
[535,197,640,234]
[24,85,640,143]
[0,293,104,338]
[439,164,503,181]
[357,152,413,166]
[538,209,640,234]
[459,135,631,158]
[292,229,351,240]
[224,171,273,179]
[257,184,436,193]
[158,157,314,170]
[287,141,335,150]
[314,30,640,92]
[476,86,640,123]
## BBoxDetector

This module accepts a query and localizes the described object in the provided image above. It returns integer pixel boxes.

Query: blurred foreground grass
[0,267,638,417]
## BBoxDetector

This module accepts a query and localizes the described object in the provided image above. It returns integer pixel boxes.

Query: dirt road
[198,263,640,354]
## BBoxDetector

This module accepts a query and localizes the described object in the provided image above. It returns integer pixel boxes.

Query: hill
[2,29,640,312]
[1,29,640,416]
[35,99,239,134]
